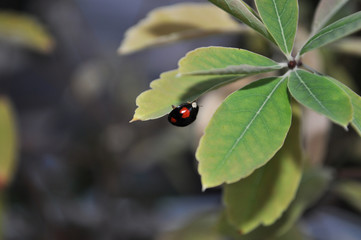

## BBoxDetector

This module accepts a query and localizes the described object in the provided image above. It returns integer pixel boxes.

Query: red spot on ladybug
[170,117,177,123]
[180,107,190,118]
[168,102,199,127]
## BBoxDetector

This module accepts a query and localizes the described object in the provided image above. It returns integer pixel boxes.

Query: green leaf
[0,11,55,53]
[311,0,350,35]
[207,0,275,43]
[178,47,284,76]
[223,112,303,234]
[335,180,361,213]
[326,77,361,136]
[288,70,352,128]
[255,0,298,58]
[196,75,291,189]
[131,70,242,121]
[300,11,361,55]
[118,3,243,54]
[0,97,18,188]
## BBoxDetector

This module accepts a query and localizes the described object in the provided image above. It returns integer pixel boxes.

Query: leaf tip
[117,45,132,55]
[129,117,140,123]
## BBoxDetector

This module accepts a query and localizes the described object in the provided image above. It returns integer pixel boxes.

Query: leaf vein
[272,0,289,54]
[293,71,335,118]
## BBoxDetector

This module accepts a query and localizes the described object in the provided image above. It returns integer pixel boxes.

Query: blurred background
[0,0,360,239]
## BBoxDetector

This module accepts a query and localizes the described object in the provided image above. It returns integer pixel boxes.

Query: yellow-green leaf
[0,97,18,188]
[131,70,242,122]
[223,112,303,234]
[0,11,54,53]
[118,3,243,54]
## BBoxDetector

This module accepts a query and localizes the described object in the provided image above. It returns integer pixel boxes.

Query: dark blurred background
[0,0,360,239]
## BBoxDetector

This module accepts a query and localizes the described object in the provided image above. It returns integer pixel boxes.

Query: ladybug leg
[171,105,176,109]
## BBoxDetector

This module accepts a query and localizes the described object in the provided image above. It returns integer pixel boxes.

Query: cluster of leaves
[120,0,361,238]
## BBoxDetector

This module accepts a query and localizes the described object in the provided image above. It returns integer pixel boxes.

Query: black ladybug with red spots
[168,102,199,127]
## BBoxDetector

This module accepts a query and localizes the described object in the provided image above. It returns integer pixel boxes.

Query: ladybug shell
[168,102,199,127]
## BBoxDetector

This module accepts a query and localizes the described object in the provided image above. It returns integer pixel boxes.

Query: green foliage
[121,0,361,238]
[178,47,283,75]
[301,11,361,55]
[288,70,352,128]
[196,76,291,188]
[327,77,361,136]
[255,0,298,58]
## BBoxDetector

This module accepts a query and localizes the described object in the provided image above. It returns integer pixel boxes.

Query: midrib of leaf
[224,1,257,25]
[272,0,289,56]
[225,1,268,35]
[179,64,283,76]
[293,71,334,119]
[218,74,288,170]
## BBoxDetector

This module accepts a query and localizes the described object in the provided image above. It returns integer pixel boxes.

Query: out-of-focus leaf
[327,77,361,136]
[118,3,243,54]
[331,37,361,56]
[301,11,361,55]
[288,70,352,128]
[223,112,303,234]
[196,76,291,189]
[0,11,54,53]
[0,97,18,189]
[255,0,298,58]
[208,0,275,43]
[219,167,332,240]
[131,70,242,122]
[178,47,284,76]
[311,0,350,35]
[335,180,361,213]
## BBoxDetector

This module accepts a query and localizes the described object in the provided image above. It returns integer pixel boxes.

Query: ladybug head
[191,102,197,109]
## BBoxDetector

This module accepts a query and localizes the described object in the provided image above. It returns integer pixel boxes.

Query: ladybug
[168,102,199,127]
